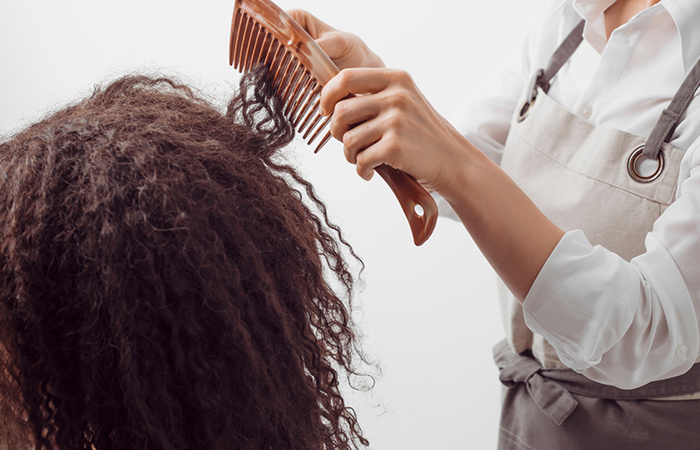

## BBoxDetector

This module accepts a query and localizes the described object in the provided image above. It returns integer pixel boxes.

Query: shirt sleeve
[522,140,700,389]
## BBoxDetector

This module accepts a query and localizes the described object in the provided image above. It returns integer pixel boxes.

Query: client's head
[0,70,368,450]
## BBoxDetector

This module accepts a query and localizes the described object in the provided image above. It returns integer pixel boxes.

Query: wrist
[434,137,486,204]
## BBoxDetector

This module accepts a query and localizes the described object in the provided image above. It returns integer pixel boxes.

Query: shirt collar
[663,0,700,72]
[572,0,700,72]
[572,0,616,20]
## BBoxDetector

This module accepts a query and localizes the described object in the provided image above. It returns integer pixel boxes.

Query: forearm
[320,66,563,300]
[439,144,565,302]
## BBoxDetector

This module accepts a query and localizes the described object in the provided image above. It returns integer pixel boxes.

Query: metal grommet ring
[627,145,665,183]
[517,98,535,123]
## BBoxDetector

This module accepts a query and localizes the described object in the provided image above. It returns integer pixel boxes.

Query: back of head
[0,70,367,450]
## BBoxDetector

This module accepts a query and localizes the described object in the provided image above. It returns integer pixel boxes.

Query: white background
[0,1,544,448]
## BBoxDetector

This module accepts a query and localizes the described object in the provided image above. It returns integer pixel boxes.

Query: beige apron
[493,20,700,450]
[499,20,700,372]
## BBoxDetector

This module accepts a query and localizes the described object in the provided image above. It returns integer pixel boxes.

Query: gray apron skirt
[496,20,700,449]
[495,341,700,450]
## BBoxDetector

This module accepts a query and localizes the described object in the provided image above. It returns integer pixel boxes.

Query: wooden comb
[229,0,438,246]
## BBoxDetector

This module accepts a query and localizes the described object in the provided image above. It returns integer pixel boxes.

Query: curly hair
[0,68,369,450]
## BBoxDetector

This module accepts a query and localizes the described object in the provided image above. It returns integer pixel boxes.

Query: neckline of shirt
[568,0,700,72]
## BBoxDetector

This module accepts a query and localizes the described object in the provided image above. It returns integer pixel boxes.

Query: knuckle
[387,90,410,109]
[391,69,414,87]
[356,154,371,174]
[335,32,354,49]
[341,129,355,148]
[329,117,344,141]
[333,99,348,116]
[384,112,403,131]
[337,68,354,85]
[343,145,355,164]
[383,131,402,155]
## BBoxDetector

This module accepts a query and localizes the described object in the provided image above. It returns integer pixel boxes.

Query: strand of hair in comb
[230,8,333,152]
[229,0,438,245]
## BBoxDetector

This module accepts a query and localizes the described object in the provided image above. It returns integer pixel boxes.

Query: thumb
[315,34,352,62]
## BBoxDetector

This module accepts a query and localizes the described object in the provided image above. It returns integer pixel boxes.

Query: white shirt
[446,0,700,388]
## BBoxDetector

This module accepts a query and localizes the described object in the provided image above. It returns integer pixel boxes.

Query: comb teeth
[293,84,321,127]
[288,77,315,120]
[272,52,293,87]
[308,115,332,145]
[239,14,254,72]
[251,29,270,68]
[314,131,333,153]
[243,22,261,70]
[303,109,324,140]
[279,64,303,105]
[284,71,310,115]
[231,10,245,69]
[231,10,335,152]
[267,41,285,77]
[298,97,321,133]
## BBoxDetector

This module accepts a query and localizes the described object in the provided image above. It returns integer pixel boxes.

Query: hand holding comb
[229,0,438,246]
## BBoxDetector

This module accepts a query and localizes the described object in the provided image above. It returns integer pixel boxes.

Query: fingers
[286,9,334,39]
[321,68,405,116]
[319,68,430,183]
[341,119,383,164]
[355,138,400,181]
[330,95,380,143]
[287,9,385,70]
[342,112,407,180]
[286,8,353,60]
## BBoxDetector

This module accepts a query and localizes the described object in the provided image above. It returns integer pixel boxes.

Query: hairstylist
[291,0,700,448]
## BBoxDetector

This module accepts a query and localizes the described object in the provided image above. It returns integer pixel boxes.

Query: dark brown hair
[0,69,369,450]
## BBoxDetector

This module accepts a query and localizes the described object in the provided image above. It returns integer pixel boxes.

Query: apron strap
[524,20,585,106]
[494,339,700,426]
[643,59,700,159]
[523,19,700,168]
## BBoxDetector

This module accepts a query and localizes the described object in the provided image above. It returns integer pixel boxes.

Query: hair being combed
[0,68,369,450]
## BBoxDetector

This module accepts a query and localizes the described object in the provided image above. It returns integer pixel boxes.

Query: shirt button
[579,104,593,119]
[676,345,688,358]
